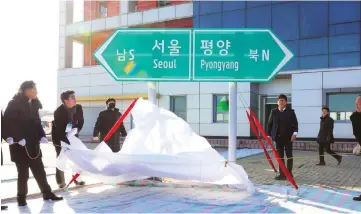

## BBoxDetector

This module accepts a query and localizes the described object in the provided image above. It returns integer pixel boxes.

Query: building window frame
[158,0,170,7]
[323,88,361,123]
[170,96,187,121]
[213,94,229,123]
[97,1,108,19]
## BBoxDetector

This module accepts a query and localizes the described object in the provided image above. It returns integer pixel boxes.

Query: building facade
[58,1,361,140]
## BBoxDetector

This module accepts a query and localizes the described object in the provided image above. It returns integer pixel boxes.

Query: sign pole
[148,82,157,105]
[228,82,237,163]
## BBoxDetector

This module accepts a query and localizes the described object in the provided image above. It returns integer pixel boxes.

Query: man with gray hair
[350,95,361,201]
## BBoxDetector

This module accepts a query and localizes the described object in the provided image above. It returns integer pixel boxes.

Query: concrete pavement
[237,150,361,191]
[1,142,101,200]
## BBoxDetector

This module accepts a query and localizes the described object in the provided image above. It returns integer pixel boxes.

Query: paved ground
[237,150,361,191]
[1,143,361,213]
[1,142,101,200]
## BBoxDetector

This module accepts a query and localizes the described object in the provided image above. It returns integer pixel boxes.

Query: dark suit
[1,111,5,166]
[350,112,361,146]
[267,107,298,176]
[52,104,84,185]
[93,108,127,152]
[3,94,52,198]
[317,115,341,163]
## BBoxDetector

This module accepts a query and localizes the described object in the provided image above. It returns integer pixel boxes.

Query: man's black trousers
[318,141,341,163]
[275,136,293,176]
[55,146,66,185]
[15,157,52,198]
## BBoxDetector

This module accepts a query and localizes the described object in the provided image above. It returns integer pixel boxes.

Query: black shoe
[17,197,27,206]
[337,156,342,165]
[275,175,287,180]
[1,205,8,210]
[43,192,63,201]
[146,177,162,182]
[74,180,85,186]
[58,182,66,189]
[353,195,361,201]
[316,162,326,166]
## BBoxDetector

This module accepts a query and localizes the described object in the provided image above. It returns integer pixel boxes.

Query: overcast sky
[0,0,59,111]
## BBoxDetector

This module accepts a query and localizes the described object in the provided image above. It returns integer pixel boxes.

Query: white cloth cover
[56,98,254,193]
[353,144,361,155]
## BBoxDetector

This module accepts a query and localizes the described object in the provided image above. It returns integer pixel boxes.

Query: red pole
[65,98,139,188]
[248,108,298,190]
[246,111,277,173]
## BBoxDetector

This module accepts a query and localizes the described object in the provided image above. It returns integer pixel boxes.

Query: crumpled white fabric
[353,144,361,155]
[56,98,254,193]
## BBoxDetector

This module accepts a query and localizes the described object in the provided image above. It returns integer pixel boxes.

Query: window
[97,1,107,18]
[299,2,328,39]
[158,0,170,7]
[72,41,84,68]
[213,95,229,123]
[170,96,187,121]
[327,93,360,121]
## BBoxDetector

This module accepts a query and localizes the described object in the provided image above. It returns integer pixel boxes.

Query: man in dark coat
[3,81,63,206]
[93,98,127,153]
[316,107,342,166]
[350,95,361,202]
[52,90,85,188]
[1,111,8,210]
[267,94,298,180]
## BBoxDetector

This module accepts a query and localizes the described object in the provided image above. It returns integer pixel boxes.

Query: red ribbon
[66,98,139,188]
[246,111,277,173]
[248,108,298,190]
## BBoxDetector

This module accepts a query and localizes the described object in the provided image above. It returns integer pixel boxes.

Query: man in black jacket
[52,90,85,188]
[4,81,63,206]
[350,95,361,202]
[267,94,298,180]
[93,98,127,153]
[1,111,8,210]
[316,107,342,166]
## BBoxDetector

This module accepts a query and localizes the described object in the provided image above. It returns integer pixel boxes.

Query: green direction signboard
[94,28,293,82]
[93,29,192,81]
[192,29,294,82]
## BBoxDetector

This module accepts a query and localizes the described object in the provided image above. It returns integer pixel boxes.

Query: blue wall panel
[329,2,360,24]
[193,1,361,70]
[246,6,272,28]
[199,13,223,28]
[272,2,299,41]
[222,10,246,28]
[299,2,328,39]
[223,1,245,11]
[330,52,360,67]
[300,55,328,69]
[330,23,360,36]
[300,38,328,56]
[199,1,223,15]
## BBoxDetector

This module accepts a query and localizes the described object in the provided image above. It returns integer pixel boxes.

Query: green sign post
[192,29,293,82]
[94,29,192,81]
